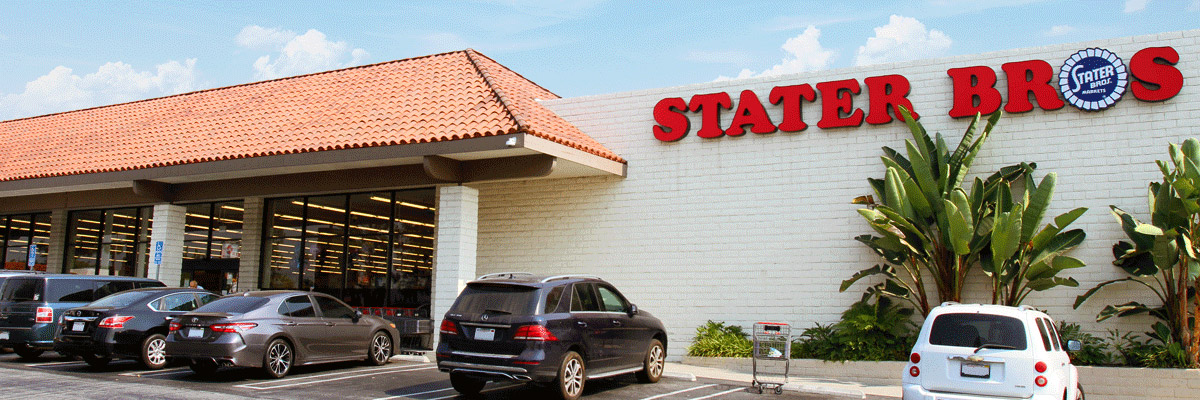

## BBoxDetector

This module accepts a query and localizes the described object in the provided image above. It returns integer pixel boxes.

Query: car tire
[366,331,392,366]
[13,345,43,360]
[449,372,486,396]
[189,359,219,376]
[552,351,586,400]
[636,339,665,383]
[82,353,111,367]
[139,333,169,370]
[262,338,293,379]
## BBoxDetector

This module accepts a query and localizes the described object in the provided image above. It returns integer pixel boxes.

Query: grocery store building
[1,30,1196,356]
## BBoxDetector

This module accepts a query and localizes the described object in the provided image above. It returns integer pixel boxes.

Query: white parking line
[237,365,436,390]
[641,384,718,400]
[26,360,87,367]
[234,363,426,387]
[425,383,521,400]
[689,387,745,400]
[371,386,454,400]
[118,367,190,377]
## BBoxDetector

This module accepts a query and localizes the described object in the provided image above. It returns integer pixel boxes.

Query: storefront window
[181,202,244,293]
[262,189,435,314]
[1,213,51,271]
[65,208,151,277]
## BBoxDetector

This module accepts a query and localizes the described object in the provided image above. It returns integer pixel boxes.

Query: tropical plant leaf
[1097,301,1157,321]
[1021,173,1056,242]
[1074,277,1150,309]
[1026,276,1078,291]
[990,208,1022,268]
[840,264,891,292]
[1030,229,1086,267]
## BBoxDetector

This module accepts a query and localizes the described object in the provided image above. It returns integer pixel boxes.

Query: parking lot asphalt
[0,350,865,400]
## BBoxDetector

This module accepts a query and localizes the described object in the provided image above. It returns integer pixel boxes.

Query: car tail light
[909,366,920,377]
[98,316,135,329]
[210,323,257,333]
[513,325,558,341]
[910,352,920,364]
[169,322,182,332]
[1034,361,1047,373]
[35,307,53,323]
[1035,375,1047,387]
[439,320,457,335]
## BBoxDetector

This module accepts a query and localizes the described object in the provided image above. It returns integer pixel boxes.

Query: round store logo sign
[1059,48,1128,111]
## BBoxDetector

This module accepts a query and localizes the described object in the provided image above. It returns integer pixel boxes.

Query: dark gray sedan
[165,290,400,378]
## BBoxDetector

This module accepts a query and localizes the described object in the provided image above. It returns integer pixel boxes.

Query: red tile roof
[0,50,623,183]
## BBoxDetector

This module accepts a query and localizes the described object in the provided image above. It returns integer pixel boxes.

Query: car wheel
[262,338,293,379]
[636,339,665,383]
[449,372,486,396]
[366,331,392,366]
[82,353,111,367]
[553,351,586,400]
[13,345,43,360]
[189,359,219,376]
[140,333,169,369]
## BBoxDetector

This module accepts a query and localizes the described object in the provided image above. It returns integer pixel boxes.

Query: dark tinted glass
[450,284,537,315]
[161,293,201,311]
[48,279,95,302]
[543,286,565,314]
[929,313,1027,350]
[198,293,220,305]
[95,281,135,298]
[136,281,166,289]
[570,283,601,312]
[1,278,43,301]
[596,285,628,313]
[1035,318,1052,351]
[194,296,269,313]
[314,295,356,319]
[280,295,317,317]
[91,291,153,308]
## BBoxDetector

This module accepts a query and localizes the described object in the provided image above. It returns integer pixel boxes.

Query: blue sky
[0,0,1197,120]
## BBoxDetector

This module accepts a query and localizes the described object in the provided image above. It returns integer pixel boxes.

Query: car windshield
[450,284,538,316]
[90,291,154,308]
[929,312,1027,350]
[193,296,269,314]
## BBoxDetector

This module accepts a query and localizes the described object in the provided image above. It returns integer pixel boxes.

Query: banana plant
[983,172,1087,306]
[844,106,1034,316]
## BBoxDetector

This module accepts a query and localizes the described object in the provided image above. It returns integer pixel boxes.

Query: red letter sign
[1002,60,1064,113]
[769,84,816,132]
[864,75,919,124]
[1130,46,1183,102]
[816,79,864,129]
[947,66,1002,117]
[726,90,778,136]
[652,97,690,142]
[688,92,733,138]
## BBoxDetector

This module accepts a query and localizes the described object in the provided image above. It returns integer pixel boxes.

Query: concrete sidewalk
[664,362,902,399]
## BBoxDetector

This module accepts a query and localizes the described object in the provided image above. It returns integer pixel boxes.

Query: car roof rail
[940,301,960,306]
[477,272,537,280]
[541,274,601,283]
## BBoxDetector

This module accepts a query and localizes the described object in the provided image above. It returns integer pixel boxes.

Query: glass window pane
[213,201,244,258]
[314,295,356,319]
[306,239,344,295]
[266,197,305,238]
[68,210,103,275]
[264,238,302,289]
[183,241,210,260]
[349,193,392,237]
[281,295,316,317]
[31,213,50,271]
[597,285,628,313]
[184,204,211,242]
[345,234,388,307]
[0,215,7,251]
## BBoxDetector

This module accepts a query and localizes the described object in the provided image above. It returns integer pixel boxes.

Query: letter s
[652,97,690,142]
[1130,46,1183,102]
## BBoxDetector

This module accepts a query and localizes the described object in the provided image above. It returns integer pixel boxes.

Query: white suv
[902,303,1083,400]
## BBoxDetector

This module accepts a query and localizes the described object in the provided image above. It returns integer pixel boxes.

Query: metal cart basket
[751,322,791,394]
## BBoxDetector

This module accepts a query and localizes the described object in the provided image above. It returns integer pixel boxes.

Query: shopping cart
[751,322,791,395]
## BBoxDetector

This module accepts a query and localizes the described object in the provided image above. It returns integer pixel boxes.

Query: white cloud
[854,15,952,67]
[1124,0,1149,12]
[0,59,199,120]
[237,26,369,80]
[1047,25,1075,36]
[715,26,836,81]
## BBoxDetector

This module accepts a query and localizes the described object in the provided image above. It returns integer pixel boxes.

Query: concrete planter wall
[682,356,1200,399]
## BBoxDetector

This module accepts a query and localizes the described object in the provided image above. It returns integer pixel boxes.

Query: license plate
[0,331,7,340]
[72,322,85,332]
[186,328,204,338]
[475,328,495,341]
[961,362,991,378]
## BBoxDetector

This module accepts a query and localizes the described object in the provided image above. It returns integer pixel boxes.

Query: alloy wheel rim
[269,342,291,375]
[147,338,167,366]
[648,345,664,378]
[372,334,391,363]
[563,358,583,396]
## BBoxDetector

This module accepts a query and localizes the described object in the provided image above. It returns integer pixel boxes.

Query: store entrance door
[181,258,239,293]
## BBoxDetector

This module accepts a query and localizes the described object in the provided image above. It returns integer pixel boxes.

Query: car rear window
[1,277,43,302]
[194,296,269,314]
[450,284,538,316]
[929,313,1027,350]
[47,279,97,302]
[91,291,154,308]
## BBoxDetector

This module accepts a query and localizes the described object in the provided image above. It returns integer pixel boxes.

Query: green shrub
[792,297,917,362]
[1055,322,1111,366]
[1106,330,1189,368]
[686,321,752,357]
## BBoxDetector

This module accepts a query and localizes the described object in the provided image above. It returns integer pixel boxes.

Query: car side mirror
[628,304,638,317]
[1066,339,1081,352]
[354,310,363,323]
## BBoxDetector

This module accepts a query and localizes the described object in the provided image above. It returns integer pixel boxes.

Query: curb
[784,383,867,399]
[662,371,697,381]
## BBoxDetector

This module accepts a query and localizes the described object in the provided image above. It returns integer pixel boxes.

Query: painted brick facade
[474,30,1200,358]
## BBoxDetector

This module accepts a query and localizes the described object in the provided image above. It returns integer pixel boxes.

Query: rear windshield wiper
[483,309,512,315]
[974,343,1018,353]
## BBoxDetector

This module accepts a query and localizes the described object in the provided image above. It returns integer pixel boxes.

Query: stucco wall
[474,30,1200,357]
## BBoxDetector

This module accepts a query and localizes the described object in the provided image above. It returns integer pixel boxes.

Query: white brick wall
[237,197,264,292]
[475,30,1200,358]
[149,204,186,285]
[432,185,479,348]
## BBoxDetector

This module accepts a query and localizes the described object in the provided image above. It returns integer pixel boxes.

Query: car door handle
[576,321,587,328]
[325,322,335,326]
[612,320,622,327]
[283,321,298,326]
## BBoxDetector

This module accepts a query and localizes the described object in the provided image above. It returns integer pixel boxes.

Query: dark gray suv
[437,273,667,400]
